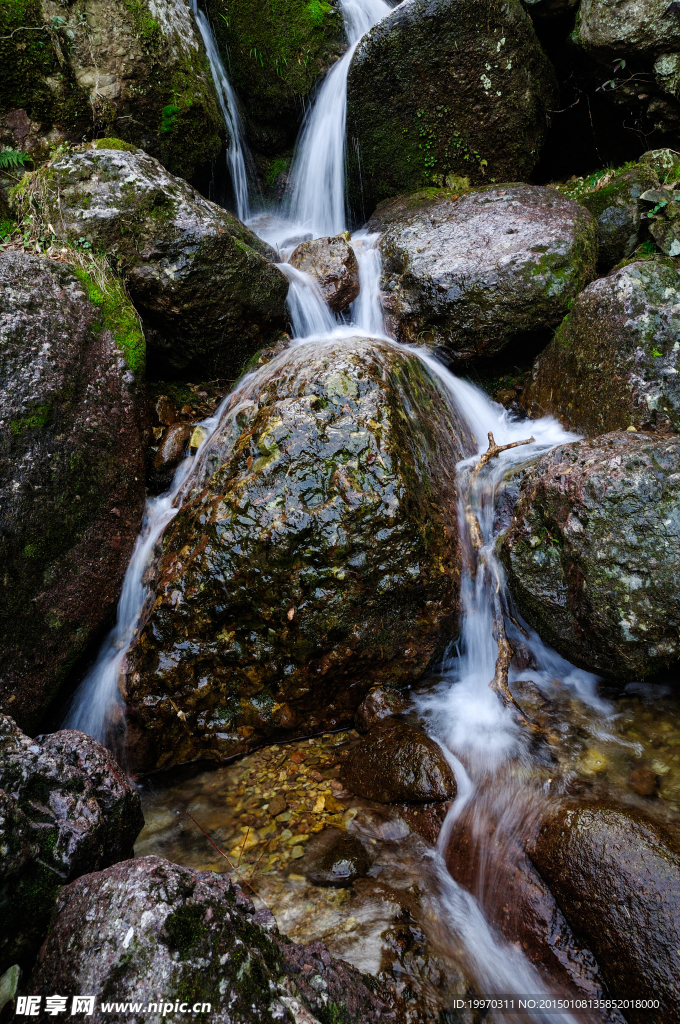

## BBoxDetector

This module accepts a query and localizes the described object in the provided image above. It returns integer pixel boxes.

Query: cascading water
[63,2,637,1018]
[190,0,252,221]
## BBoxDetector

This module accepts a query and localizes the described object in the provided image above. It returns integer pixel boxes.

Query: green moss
[71,265,145,377]
[93,138,138,152]
[165,904,208,956]
[123,0,162,43]
[10,404,52,435]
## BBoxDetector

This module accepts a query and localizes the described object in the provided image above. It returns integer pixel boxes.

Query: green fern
[0,150,30,170]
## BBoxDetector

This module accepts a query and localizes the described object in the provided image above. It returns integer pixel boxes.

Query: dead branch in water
[185,811,269,905]
[465,431,540,730]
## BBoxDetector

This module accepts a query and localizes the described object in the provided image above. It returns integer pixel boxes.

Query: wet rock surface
[125,337,469,772]
[0,1,224,178]
[354,685,410,734]
[346,0,557,212]
[0,251,145,731]
[522,260,680,434]
[368,184,597,362]
[530,803,680,1024]
[29,855,396,1024]
[18,146,288,378]
[579,162,660,271]
[342,719,456,804]
[502,431,680,679]
[0,715,143,974]
[289,234,360,312]
[575,0,680,62]
[300,826,373,887]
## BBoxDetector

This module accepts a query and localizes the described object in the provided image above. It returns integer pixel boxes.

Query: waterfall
[286,0,391,236]
[191,0,252,221]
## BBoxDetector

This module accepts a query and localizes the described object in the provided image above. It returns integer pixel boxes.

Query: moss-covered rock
[202,0,345,154]
[346,0,558,215]
[0,715,143,974]
[579,162,660,271]
[367,184,597,363]
[521,261,680,435]
[502,431,680,679]
[125,337,470,772]
[16,146,288,378]
[29,855,395,1022]
[0,251,145,731]
[0,0,224,180]
[530,803,680,1024]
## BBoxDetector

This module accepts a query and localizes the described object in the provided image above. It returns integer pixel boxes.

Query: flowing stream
[62,3,680,1020]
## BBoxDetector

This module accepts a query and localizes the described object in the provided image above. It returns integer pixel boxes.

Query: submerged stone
[0,251,145,731]
[502,431,680,680]
[0,715,143,975]
[522,260,680,435]
[17,146,288,379]
[125,337,469,771]
[301,827,373,887]
[346,0,558,212]
[368,184,597,363]
[342,718,457,804]
[530,803,680,1024]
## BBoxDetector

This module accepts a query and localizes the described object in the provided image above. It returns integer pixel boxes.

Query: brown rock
[342,719,456,804]
[268,794,287,817]
[300,827,373,887]
[289,234,360,312]
[629,766,660,797]
[529,802,680,1024]
[152,423,191,470]
[354,685,410,734]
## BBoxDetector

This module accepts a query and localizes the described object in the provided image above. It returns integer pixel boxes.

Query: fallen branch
[464,431,540,729]
[185,811,270,905]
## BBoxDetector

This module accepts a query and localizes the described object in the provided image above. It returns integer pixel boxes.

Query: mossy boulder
[18,146,288,378]
[502,431,680,679]
[29,855,395,1022]
[367,184,597,363]
[0,714,143,975]
[0,251,145,731]
[0,0,224,179]
[202,0,345,154]
[125,337,469,772]
[579,162,660,271]
[530,803,680,1024]
[346,0,558,216]
[521,261,680,435]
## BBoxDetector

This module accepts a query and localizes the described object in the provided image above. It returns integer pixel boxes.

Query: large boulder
[578,162,660,271]
[29,855,395,1023]
[368,184,597,363]
[0,0,224,178]
[0,251,145,731]
[346,0,558,213]
[202,0,345,154]
[17,145,289,378]
[521,261,680,435]
[530,803,680,1024]
[125,337,469,771]
[289,234,360,313]
[0,715,144,974]
[501,431,680,680]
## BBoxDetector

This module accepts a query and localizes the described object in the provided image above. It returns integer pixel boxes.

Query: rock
[18,145,288,378]
[152,423,191,472]
[0,251,145,731]
[301,827,373,887]
[521,261,680,435]
[368,184,597,362]
[575,0,680,62]
[354,686,410,734]
[202,0,345,154]
[579,162,660,271]
[125,337,468,771]
[501,431,680,679]
[342,719,456,804]
[629,766,660,797]
[0,715,144,974]
[640,148,680,182]
[645,189,680,256]
[289,235,360,313]
[529,803,680,1024]
[346,0,558,212]
[29,856,395,1023]
[0,2,223,179]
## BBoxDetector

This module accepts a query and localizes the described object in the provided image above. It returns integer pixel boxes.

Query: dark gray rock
[289,234,360,313]
[0,715,143,974]
[301,827,374,887]
[17,146,288,378]
[342,718,457,804]
[347,0,558,213]
[0,251,145,731]
[502,431,680,679]
[29,855,395,1024]
[521,260,680,435]
[579,162,660,271]
[575,0,680,61]
[530,803,680,1024]
[369,184,597,363]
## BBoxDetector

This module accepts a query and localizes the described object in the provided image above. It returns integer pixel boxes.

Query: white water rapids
[64,3,618,1019]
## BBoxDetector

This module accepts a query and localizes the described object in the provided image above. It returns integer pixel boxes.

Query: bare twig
[185,811,268,905]
[237,827,250,869]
